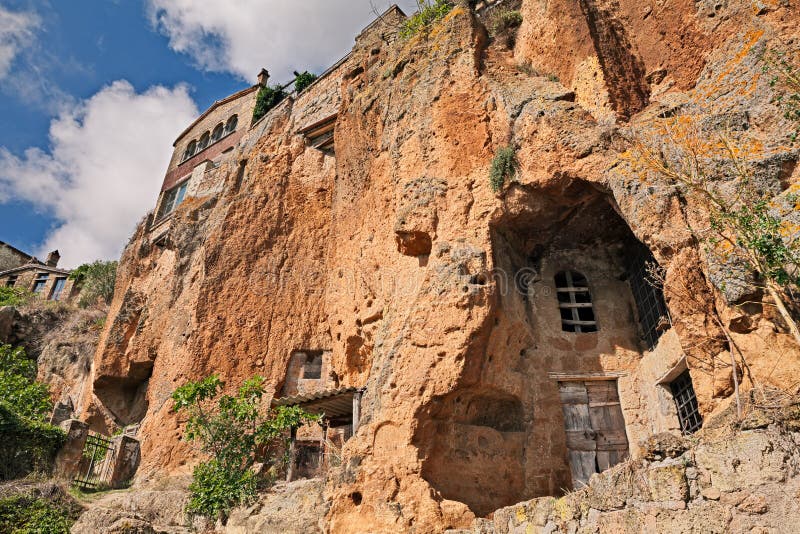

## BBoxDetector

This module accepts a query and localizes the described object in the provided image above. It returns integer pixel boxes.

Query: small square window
[5,275,17,287]
[302,352,322,379]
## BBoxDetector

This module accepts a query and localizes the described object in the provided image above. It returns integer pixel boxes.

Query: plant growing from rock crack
[172,375,318,520]
[489,145,519,192]
[399,0,453,39]
[627,116,800,347]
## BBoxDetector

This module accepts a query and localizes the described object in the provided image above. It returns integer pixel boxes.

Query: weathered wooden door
[558,380,629,488]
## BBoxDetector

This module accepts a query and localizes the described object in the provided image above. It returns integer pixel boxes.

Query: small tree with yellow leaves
[628,116,800,346]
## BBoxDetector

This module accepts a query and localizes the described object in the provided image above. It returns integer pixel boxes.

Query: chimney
[257,68,270,87]
[46,250,60,267]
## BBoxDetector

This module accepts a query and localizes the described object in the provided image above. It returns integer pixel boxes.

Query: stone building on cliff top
[79,0,800,531]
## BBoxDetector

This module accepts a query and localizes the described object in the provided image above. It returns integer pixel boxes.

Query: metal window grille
[73,432,116,491]
[626,241,670,350]
[555,270,597,333]
[670,370,703,434]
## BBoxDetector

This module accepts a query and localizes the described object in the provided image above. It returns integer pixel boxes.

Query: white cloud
[146,0,420,82]
[0,81,198,267]
[0,5,40,79]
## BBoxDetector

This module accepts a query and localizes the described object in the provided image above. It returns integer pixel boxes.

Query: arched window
[197,131,210,151]
[225,115,238,135]
[182,140,197,161]
[211,123,224,142]
[555,270,597,333]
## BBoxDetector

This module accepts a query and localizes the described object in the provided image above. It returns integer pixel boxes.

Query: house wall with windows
[151,84,260,231]
[0,265,78,302]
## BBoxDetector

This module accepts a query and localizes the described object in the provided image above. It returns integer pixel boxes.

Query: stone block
[695,432,787,493]
[52,419,88,481]
[646,460,689,502]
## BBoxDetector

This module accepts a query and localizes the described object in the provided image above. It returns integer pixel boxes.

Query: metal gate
[73,432,116,491]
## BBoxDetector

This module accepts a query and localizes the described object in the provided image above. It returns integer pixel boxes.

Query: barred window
[626,241,669,350]
[555,270,597,333]
[670,370,702,434]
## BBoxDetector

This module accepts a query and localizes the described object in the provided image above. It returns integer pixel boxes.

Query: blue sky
[0,0,416,267]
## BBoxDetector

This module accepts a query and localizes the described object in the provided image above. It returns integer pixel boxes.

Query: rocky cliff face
[81,0,799,532]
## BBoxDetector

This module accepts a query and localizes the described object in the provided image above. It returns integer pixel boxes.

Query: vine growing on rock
[69,260,117,308]
[172,375,318,520]
[293,70,317,93]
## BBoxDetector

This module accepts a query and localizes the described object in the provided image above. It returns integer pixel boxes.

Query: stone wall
[454,427,800,534]
[0,267,78,302]
[0,242,33,272]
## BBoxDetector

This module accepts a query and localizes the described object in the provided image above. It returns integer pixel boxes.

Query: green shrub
[399,0,453,39]
[252,85,288,124]
[69,260,117,308]
[0,344,64,480]
[0,344,52,421]
[0,286,32,307]
[489,145,519,192]
[496,10,523,30]
[293,70,318,93]
[186,460,258,519]
[0,489,81,534]
[0,403,66,480]
[173,375,318,520]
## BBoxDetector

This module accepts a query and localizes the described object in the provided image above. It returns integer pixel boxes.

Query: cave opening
[414,179,669,515]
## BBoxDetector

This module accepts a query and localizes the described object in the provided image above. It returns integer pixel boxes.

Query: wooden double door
[558,380,629,487]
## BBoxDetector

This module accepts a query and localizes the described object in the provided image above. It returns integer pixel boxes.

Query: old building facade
[0,248,79,303]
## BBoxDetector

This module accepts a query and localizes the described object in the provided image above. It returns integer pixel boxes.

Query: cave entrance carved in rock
[414,179,669,516]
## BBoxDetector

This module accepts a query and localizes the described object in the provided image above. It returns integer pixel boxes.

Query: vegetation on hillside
[69,260,117,308]
[0,484,82,534]
[0,286,32,307]
[172,375,318,520]
[399,0,453,39]
[0,344,65,481]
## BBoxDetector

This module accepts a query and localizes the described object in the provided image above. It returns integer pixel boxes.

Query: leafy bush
[489,145,519,192]
[252,85,288,124]
[399,0,453,39]
[293,70,318,93]
[0,487,82,534]
[173,375,318,520]
[499,10,523,29]
[0,404,66,480]
[0,286,32,307]
[0,344,64,480]
[0,344,52,421]
[69,260,117,308]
